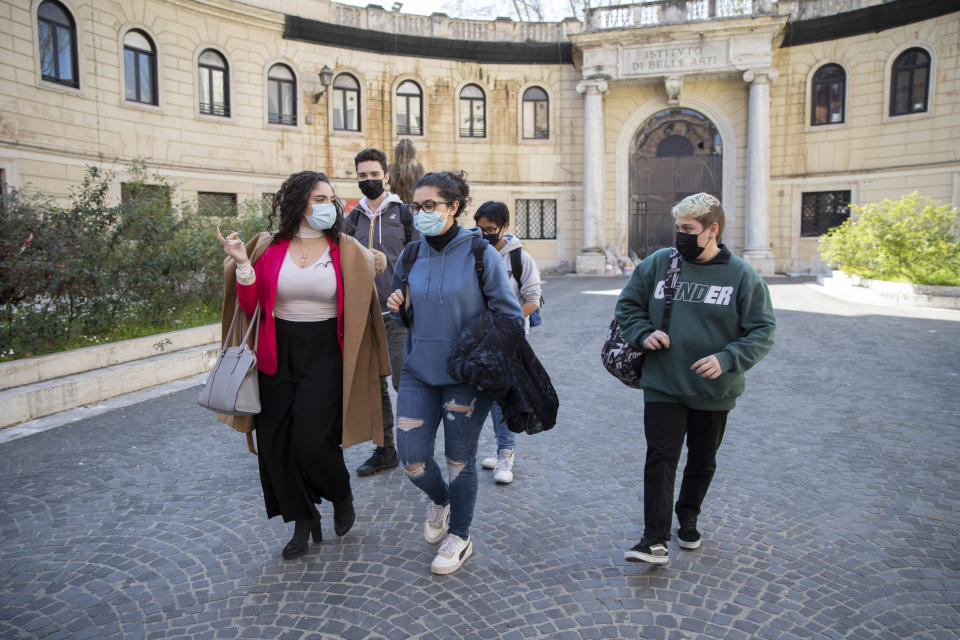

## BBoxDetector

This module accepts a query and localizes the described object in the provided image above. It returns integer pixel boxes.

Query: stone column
[742,68,778,276]
[575,78,608,274]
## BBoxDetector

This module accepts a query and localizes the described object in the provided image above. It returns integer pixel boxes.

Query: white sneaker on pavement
[424,503,450,544]
[480,453,497,470]
[430,534,473,574]
[493,449,515,484]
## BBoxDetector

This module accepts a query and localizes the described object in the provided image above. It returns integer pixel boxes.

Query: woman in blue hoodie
[386,171,523,575]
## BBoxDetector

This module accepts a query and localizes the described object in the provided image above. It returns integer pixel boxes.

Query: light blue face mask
[413,211,450,236]
[305,203,337,231]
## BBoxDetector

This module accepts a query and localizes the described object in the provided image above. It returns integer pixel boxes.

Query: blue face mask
[305,203,337,231]
[413,211,450,237]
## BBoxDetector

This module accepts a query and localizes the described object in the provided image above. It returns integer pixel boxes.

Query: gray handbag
[198,302,261,415]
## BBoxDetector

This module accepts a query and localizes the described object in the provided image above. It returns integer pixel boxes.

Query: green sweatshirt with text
[614,246,776,411]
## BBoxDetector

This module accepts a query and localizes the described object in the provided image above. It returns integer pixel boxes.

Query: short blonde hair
[672,193,725,241]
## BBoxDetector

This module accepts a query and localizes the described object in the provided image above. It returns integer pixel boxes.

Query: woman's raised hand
[386,288,405,313]
[216,225,249,265]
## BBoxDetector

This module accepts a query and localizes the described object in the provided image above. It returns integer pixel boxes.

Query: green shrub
[0,163,269,360]
[819,192,960,286]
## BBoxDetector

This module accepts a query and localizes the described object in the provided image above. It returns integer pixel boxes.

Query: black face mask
[676,230,706,261]
[482,229,502,246]
[358,179,384,200]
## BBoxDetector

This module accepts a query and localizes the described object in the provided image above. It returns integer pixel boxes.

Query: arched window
[811,63,844,125]
[267,64,296,126]
[522,86,549,139]
[123,30,157,105]
[396,80,423,136]
[890,48,930,116]
[332,73,360,131]
[459,84,486,138]
[198,49,229,117]
[38,0,78,87]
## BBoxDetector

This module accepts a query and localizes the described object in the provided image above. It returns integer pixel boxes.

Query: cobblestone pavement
[1,277,959,640]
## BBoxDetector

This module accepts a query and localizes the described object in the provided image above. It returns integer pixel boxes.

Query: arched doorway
[629,109,722,258]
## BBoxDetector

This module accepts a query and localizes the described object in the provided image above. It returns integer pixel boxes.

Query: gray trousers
[380,318,406,449]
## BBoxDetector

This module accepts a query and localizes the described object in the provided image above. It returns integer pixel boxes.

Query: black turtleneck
[424,223,459,252]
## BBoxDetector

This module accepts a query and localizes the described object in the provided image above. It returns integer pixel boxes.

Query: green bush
[0,163,268,360]
[819,192,960,286]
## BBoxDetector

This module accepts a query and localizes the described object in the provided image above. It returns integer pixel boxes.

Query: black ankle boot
[282,517,321,560]
[333,494,355,537]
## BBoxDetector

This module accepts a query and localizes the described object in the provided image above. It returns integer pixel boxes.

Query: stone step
[0,343,220,429]
[0,324,220,391]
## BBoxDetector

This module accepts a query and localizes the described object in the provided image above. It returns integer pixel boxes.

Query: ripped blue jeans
[395,369,494,540]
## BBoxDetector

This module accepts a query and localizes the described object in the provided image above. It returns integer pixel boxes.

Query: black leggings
[642,402,728,541]
[256,318,349,523]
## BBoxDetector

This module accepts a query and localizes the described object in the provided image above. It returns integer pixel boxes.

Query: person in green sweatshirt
[615,192,776,565]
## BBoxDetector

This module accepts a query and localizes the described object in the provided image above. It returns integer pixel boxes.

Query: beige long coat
[218,231,390,453]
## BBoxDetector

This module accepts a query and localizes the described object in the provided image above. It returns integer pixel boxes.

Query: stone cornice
[165,0,284,29]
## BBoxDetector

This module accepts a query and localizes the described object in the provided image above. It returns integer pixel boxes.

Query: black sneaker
[677,523,702,550]
[356,446,399,477]
[625,537,669,564]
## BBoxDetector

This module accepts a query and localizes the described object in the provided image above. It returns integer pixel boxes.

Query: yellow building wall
[0,0,582,268]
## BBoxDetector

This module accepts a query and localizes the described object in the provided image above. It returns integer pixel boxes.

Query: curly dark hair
[269,171,342,244]
[413,171,471,219]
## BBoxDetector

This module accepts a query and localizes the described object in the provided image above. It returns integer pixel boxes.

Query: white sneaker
[424,503,450,544]
[430,534,473,575]
[480,453,497,470]
[493,449,515,484]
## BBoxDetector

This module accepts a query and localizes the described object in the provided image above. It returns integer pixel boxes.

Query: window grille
[801,191,850,237]
[515,199,557,240]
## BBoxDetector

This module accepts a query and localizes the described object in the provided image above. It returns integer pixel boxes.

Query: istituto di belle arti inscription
[622,42,727,75]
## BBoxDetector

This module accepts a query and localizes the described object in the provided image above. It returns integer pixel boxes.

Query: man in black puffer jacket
[446,310,558,436]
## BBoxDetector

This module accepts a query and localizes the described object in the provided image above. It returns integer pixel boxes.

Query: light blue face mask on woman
[414,211,450,236]
[305,203,337,231]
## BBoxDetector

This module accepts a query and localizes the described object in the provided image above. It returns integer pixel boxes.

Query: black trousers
[643,401,728,541]
[377,319,406,449]
[256,318,350,523]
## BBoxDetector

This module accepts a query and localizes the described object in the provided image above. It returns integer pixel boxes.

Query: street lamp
[312,66,333,103]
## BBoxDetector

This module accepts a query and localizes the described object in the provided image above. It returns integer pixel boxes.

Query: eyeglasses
[410,200,453,214]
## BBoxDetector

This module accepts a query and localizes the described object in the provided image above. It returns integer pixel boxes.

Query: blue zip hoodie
[390,226,524,387]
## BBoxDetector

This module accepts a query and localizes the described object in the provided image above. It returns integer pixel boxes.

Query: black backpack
[346,202,413,244]
[508,248,543,327]
[396,237,488,327]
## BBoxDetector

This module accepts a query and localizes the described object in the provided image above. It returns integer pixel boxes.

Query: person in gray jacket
[343,148,419,477]
[473,201,542,484]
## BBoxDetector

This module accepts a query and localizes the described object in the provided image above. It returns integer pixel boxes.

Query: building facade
[1,0,957,274]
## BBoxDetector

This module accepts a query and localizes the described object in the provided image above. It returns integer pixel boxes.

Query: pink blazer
[236,238,345,375]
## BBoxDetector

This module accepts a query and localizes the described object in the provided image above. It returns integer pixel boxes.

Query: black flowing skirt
[255,317,349,522]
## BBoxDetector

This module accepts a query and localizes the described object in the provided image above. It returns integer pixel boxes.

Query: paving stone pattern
[1,277,959,640]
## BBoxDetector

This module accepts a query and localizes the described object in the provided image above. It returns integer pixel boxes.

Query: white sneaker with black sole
[624,536,670,565]
[430,534,472,574]
[424,503,450,544]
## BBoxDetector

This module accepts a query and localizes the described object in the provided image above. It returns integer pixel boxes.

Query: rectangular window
[198,191,238,217]
[801,190,850,237]
[515,199,557,240]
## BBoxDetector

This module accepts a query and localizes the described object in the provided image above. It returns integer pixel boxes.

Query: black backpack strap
[471,237,488,304]
[659,249,683,333]
[509,247,523,290]
[397,240,420,327]
[398,203,413,244]
[344,207,362,236]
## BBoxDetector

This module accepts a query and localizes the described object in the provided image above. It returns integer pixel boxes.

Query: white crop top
[274,249,338,321]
